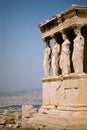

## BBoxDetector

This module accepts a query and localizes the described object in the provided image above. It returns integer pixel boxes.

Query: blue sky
[0,0,87,92]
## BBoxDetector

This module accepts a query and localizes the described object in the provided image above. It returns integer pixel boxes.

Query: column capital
[42,37,50,43]
[73,24,84,29]
[60,29,67,35]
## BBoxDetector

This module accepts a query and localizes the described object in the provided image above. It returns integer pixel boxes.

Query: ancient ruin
[22,5,87,130]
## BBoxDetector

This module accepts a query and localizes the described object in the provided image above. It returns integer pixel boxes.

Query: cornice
[38,5,87,34]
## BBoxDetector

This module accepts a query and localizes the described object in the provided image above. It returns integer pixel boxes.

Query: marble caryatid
[72,26,84,73]
[60,32,71,75]
[43,39,52,77]
[52,37,60,76]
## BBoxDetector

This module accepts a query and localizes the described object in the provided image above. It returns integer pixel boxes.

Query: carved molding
[38,5,87,38]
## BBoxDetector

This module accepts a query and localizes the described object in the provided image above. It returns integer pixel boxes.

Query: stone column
[43,38,52,77]
[60,32,71,75]
[52,36,60,76]
[72,25,84,74]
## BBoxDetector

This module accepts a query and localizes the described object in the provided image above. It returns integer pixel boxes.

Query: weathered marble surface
[72,26,84,73]
[43,39,52,77]
[52,37,60,76]
[60,33,71,75]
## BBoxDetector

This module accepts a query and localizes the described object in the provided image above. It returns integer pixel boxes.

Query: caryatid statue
[52,37,60,76]
[60,32,71,75]
[43,39,52,77]
[72,26,84,73]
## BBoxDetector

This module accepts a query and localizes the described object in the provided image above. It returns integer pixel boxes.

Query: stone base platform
[22,112,87,130]
[22,73,87,129]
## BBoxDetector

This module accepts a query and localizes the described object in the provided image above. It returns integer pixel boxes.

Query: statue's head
[43,38,50,48]
[74,26,82,35]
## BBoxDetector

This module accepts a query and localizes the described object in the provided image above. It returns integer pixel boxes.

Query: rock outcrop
[0,110,21,128]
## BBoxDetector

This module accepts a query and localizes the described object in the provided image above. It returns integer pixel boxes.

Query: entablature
[38,5,87,39]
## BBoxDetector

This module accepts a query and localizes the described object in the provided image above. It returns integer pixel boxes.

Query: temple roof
[38,5,87,29]
[38,5,87,39]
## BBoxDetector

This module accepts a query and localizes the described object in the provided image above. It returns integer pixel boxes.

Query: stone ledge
[24,113,87,130]
[58,105,87,111]
[42,73,87,82]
